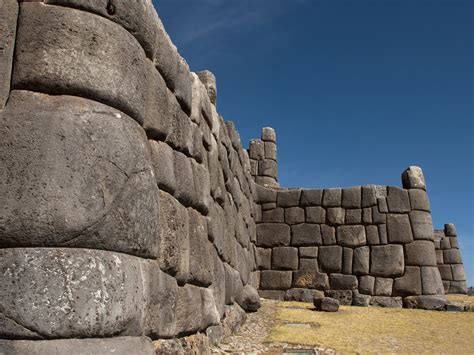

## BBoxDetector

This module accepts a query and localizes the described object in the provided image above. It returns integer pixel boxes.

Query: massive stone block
[0,92,160,258]
[421,267,444,295]
[321,225,336,245]
[319,246,343,273]
[327,207,345,225]
[285,207,305,225]
[13,3,148,124]
[149,140,176,194]
[387,214,413,244]
[262,127,276,142]
[173,151,197,207]
[188,209,213,286]
[408,189,430,211]
[262,207,284,223]
[0,337,155,355]
[409,211,434,240]
[277,189,301,207]
[402,166,426,190]
[370,245,404,277]
[292,270,329,290]
[329,274,358,290]
[0,248,148,339]
[291,224,322,246]
[158,191,189,285]
[0,0,18,109]
[359,275,375,295]
[322,188,342,207]
[342,187,361,208]
[386,187,411,213]
[393,266,422,296]
[257,223,291,247]
[405,241,437,266]
[272,247,299,270]
[353,246,370,275]
[443,249,462,264]
[260,270,292,290]
[300,189,323,206]
[337,225,366,247]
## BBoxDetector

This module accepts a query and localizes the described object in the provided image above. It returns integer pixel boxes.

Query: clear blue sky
[153,0,473,286]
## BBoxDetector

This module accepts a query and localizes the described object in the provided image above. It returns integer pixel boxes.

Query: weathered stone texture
[277,189,301,207]
[306,206,326,223]
[393,266,422,296]
[319,246,343,273]
[272,247,299,270]
[370,245,404,277]
[387,214,413,244]
[402,166,426,190]
[0,0,18,109]
[386,187,411,213]
[322,188,342,207]
[405,241,437,266]
[292,224,322,246]
[337,225,366,247]
[257,223,291,247]
[260,270,292,290]
[353,246,370,275]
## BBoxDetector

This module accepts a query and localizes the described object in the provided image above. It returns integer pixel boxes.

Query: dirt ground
[212,295,474,354]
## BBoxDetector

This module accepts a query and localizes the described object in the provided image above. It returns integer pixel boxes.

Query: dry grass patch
[267,301,474,353]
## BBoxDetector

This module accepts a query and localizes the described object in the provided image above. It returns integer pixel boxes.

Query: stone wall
[435,224,468,294]
[0,1,260,353]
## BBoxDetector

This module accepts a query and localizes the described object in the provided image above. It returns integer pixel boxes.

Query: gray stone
[436,250,444,266]
[337,225,366,247]
[370,296,402,308]
[159,191,190,285]
[362,207,373,224]
[0,92,160,258]
[264,141,277,160]
[359,275,375,295]
[319,246,343,273]
[196,70,217,105]
[149,140,176,194]
[262,202,277,211]
[249,139,265,160]
[342,187,361,208]
[277,189,302,207]
[188,209,213,286]
[440,237,451,250]
[261,127,276,142]
[291,224,322,246]
[322,188,342,207]
[191,160,211,215]
[361,185,377,208]
[438,265,452,280]
[329,274,358,290]
[13,3,148,124]
[0,0,18,109]
[260,270,292,290]
[145,263,179,338]
[451,264,466,281]
[377,198,389,213]
[402,166,426,190]
[175,285,202,335]
[284,289,325,303]
[306,206,326,223]
[378,224,388,244]
[403,295,448,310]
[393,266,422,296]
[0,337,155,355]
[321,225,337,245]
[299,258,319,271]
[173,56,193,115]
[0,248,148,339]
[327,207,345,225]
[450,281,468,294]
[370,245,404,277]
[325,290,352,305]
[386,187,411,213]
[258,290,285,301]
[372,205,387,224]
[374,278,393,296]
[353,246,370,275]
[254,184,277,203]
[443,249,462,264]
[314,297,340,312]
[173,151,197,207]
[272,247,299,270]
[262,208,284,223]
[210,250,226,318]
[409,189,430,211]
[387,214,413,244]
[421,267,444,295]
[239,285,261,312]
[257,223,291,247]
[343,247,353,274]
[300,247,318,258]
[285,207,305,225]
[292,270,329,290]
[444,223,457,236]
[257,248,272,270]
[224,264,242,305]
[258,159,278,178]
[405,241,437,266]
[366,225,380,245]
[446,302,465,312]
[410,211,434,240]
[256,175,278,188]
[352,291,371,307]
[345,209,362,224]
[449,237,459,249]
[300,189,323,206]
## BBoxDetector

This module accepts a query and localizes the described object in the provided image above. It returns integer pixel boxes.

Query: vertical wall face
[435,224,468,294]
[249,128,279,188]
[0,1,260,352]
[254,165,447,307]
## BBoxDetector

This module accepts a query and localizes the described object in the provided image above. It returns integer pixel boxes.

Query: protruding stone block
[173,151,197,207]
[261,127,276,142]
[405,241,437,266]
[272,247,299,270]
[337,225,366,247]
[444,223,457,236]
[353,246,370,275]
[322,188,342,207]
[13,3,148,124]
[149,140,176,194]
[352,291,371,307]
[284,288,324,303]
[327,207,345,225]
[330,274,358,290]
[387,214,413,244]
[188,209,213,286]
[402,166,426,190]
[249,139,265,160]
[370,296,402,308]
[374,278,393,296]
[285,207,305,225]
[0,92,160,258]
[370,245,404,277]
[421,267,444,295]
[451,264,466,281]
[258,159,278,178]
[386,187,411,213]
[254,184,277,203]
[409,189,430,211]
[300,189,323,206]
[257,223,291,247]
[196,70,217,105]
[0,0,18,109]
[325,290,352,305]
[291,224,322,246]
[0,248,149,339]
[393,266,422,296]
[292,270,329,290]
[319,246,343,273]
[264,141,277,160]
[410,211,434,240]
[314,297,340,312]
[342,187,361,208]
[306,206,326,223]
[403,295,448,310]
[277,189,302,207]
[260,270,292,290]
